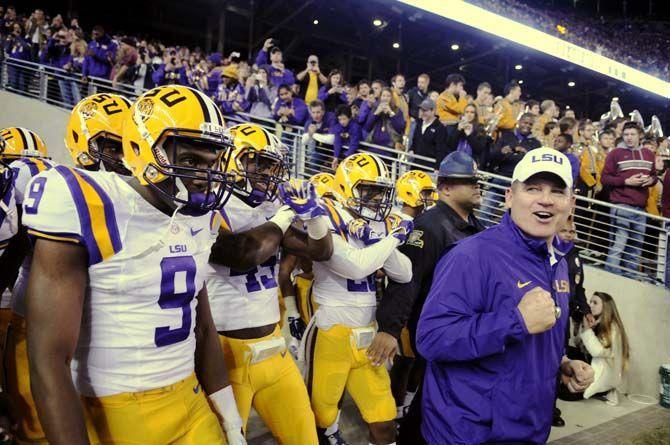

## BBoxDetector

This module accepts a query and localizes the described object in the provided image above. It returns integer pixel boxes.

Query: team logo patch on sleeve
[406,229,424,248]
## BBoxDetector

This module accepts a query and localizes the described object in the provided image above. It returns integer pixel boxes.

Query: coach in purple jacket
[82,25,117,80]
[417,148,594,444]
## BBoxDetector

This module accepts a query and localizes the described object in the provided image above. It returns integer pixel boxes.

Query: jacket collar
[501,211,572,261]
[436,201,482,231]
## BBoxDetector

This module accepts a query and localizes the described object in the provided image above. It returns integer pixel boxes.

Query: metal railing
[1,57,668,287]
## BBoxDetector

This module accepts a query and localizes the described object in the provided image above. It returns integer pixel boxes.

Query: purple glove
[348,218,383,245]
[278,179,325,220]
[391,219,414,244]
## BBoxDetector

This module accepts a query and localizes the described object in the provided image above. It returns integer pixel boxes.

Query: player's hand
[347,218,381,245]
[517,286,557,334]
[560,360,594,393]
[367,332,398,367]
[391,220,414,244]
[278,179,325,221]
[224,426,247,445]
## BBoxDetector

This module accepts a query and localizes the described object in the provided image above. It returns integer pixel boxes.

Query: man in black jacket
[410,98,447,170]
[407,73,430,120]
[367,151,485,444]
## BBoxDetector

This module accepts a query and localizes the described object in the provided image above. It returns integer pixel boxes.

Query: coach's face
[505,173,574,242]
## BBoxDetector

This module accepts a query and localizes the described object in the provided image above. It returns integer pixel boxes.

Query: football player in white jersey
[206,123,332,444]
[23,85,245,444]
[0,127,56,444]
[3,94,133,445]
[302,152,413,445]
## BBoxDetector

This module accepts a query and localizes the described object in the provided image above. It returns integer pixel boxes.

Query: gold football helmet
[396,170,437,208]
[122,85,233,214]
[65,93,132,174]
[309,172,335,199]
[222,123,288,205]
[0,127,48,160]
[333,152,394,221]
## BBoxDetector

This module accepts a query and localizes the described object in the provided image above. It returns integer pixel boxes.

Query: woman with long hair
[445,103,490,167]
[317,69,347,112]
[579,292,630,405]
[363,87,405,155]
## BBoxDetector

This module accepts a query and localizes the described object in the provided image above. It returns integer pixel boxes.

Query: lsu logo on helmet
[309,172,335,199]
[396,170,437,208]
[65,93,132,173]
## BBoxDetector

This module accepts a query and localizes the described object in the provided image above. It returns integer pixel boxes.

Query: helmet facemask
[87,132,132,175]
[347,180,394,222]
[142,130,234,216]
[419,187,437,207]
[233,148,289,206]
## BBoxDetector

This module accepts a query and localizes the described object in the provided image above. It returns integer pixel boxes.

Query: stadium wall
[0,91,72,166]
[583,266,670,400]
[0,91,668,400]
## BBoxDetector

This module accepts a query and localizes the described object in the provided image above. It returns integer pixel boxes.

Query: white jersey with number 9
[22,167,218,397]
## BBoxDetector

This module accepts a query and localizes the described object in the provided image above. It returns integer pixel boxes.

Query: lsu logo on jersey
[553,279,569,293]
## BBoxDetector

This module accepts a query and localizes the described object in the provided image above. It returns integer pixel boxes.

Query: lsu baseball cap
[512,147,573,189]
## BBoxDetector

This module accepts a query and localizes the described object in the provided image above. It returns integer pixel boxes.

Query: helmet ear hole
[72,130,79,143]
[130,142,141,156]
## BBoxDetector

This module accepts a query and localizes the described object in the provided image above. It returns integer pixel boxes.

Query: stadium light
[393,42,401,49]
[568,81,575,87]
[566,105,571,109]
[451,43,460,50]
[518,80,524,84]
[514,64,523,70]
[313,19,319,25]
[373,18,383,27]
[395,0,670,98]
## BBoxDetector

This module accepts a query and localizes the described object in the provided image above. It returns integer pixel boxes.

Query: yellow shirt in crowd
[497,98,517,131]
[304,72,319,104]
[436,92,467,124]
[579,145,606,189]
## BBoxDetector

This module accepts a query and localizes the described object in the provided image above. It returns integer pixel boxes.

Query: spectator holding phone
[296,54,327,103]
[152,48,187,86]
[363,87,406,155]
[273,83,308,126]
[255,37,295,88]
[245,67,277,120]
[446,103,490,167]
[317,69,347,113]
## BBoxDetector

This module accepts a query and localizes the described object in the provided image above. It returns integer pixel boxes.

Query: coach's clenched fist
[517,287,556,334]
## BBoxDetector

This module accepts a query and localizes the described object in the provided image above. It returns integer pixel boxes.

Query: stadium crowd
[469,0,670,80]
[1,4,669,283]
